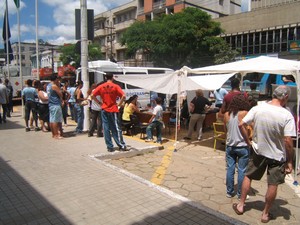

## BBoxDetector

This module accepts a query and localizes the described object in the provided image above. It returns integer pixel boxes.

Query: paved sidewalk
[0,110,245,224]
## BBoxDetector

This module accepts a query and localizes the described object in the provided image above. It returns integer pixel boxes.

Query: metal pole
[51,47,54,73]
[80,0,89,131]
[5,0,10,79]
[35,0,39,80]
[17,2,24,117]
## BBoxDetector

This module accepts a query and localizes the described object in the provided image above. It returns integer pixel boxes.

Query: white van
[76,60,174,107]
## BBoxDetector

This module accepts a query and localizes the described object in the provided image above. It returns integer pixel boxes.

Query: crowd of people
[209,78,296,223]
[1,71,298,223]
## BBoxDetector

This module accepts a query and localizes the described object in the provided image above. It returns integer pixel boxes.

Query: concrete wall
[215,2,300,34]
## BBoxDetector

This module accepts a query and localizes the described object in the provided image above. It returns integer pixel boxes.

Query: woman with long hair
[122,95,140,135]
[223,94,251,199]
[37,81,50,132]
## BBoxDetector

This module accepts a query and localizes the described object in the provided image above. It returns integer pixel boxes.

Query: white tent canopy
[114,70,235,152]
[114,71,235,94]
[184,56,300,184]
[183,56,300,82]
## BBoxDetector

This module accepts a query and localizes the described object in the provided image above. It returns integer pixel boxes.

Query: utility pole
[51,47,54,74]
[80,0,89,131]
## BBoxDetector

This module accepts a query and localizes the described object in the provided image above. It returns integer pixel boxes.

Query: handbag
[80,100,89,106]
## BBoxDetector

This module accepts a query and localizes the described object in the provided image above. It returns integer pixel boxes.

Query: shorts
[245,149,286,185]
[49,105,63,123]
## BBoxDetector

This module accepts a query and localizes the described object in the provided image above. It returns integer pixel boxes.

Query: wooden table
[203,111,217,129]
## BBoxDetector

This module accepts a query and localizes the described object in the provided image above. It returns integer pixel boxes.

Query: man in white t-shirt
[145,97,163,144]
[232,85,295,223]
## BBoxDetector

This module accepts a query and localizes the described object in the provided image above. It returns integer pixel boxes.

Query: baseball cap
[272,85,291,100]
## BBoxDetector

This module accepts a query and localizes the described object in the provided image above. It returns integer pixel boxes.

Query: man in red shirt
[91,73,127,152]
[221,78,248,114]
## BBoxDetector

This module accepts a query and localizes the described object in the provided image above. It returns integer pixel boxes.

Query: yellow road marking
[151,145,174,185]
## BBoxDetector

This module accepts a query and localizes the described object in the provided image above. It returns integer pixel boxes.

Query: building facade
[251,0,298,10]
[215,0,300,60]
[94,0,241,65]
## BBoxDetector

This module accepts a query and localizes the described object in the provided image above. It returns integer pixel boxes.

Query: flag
[2,10,11,40]
[14,0,20,8]
[2,9,13,63]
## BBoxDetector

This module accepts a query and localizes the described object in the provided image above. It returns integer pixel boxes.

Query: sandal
[232,203,243,215]
[261,213,274,223]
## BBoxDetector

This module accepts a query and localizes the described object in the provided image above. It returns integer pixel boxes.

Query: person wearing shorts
[232,85,295,223]
[47,75,63,139]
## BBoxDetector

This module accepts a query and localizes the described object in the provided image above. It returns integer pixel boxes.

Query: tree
[59,43,103,68]
[121,7,238,69]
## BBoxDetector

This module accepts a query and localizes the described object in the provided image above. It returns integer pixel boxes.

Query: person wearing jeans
[74,103,84,133]
[226,146,249,198]
[88,85,103,137]
[91,73,126,152]
[145,97,163,144]
[223,95,251,199]
[74,81,85,134]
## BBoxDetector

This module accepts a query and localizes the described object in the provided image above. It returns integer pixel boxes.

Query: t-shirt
[90,90,102,111]
[191,96,211,114]
[68,87,76,103]
[151,104,163,122]
[0,84,8,104]
[93,81,124,113]
[223,91,247,112]
[122,103,134,121]
[22,86,37,102]
[214,88,228,105]
[242,102,296,162]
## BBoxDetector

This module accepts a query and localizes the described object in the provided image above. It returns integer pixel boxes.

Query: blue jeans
[226,146,249,198]
[101,110,126,149]
[69,102,75,120]
[74,103,84,133]
[146,121,163,142]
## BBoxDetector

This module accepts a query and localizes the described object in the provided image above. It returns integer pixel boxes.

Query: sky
[0,0,250,49]
[0,0,130,48]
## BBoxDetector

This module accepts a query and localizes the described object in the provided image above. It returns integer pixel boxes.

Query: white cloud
[1,0,131,46]
[43,0,130,45]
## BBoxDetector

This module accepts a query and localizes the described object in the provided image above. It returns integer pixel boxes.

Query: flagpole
[35,0,39,80]
[5,0,10,79]
[16,2,24,117]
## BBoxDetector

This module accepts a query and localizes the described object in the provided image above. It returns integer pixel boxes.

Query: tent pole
[174,76,181,152]
[294,71,299,185]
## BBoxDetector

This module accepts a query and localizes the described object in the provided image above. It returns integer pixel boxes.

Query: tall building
[137,0,241,20]
[215,0,300,60]
[94,0,242,65]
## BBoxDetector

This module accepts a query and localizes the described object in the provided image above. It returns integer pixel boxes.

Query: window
[219,0,224,6]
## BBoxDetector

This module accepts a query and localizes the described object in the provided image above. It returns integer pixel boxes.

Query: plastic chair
[213,122,226,151]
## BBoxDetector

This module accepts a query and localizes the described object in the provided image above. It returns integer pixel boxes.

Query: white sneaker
[226,193,233,198]
[145,138,153,142]
[238,195,249,201]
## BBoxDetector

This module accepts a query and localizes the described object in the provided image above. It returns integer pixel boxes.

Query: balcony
[153,0,166,10]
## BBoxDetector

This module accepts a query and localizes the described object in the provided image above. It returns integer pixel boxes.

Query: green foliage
[59,43,103,68]
[121,7,237,69]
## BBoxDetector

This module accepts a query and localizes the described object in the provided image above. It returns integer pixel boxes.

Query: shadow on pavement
[130,202,246,225]
[0,157,72,224]
[0,117,24,130]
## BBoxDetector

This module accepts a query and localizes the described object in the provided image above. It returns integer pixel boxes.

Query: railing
[152,0,166,10]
